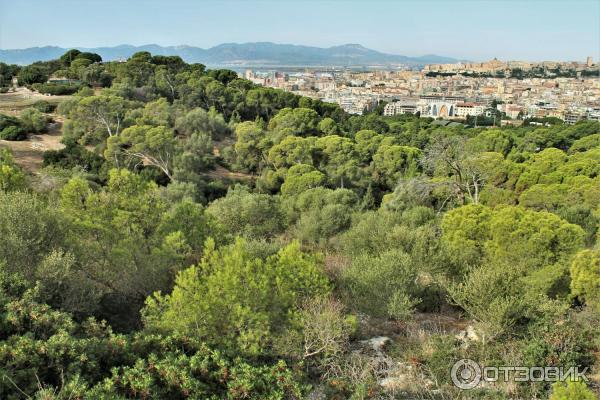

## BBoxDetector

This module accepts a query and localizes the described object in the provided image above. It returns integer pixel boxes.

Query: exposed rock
[379,376,407,390]
[455,325,480,344]
[360,336,391,355]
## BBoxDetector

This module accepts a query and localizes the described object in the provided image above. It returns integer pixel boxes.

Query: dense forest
[0,50,599,399]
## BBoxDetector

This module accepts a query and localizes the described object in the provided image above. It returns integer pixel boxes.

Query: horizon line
[0,41,596,63]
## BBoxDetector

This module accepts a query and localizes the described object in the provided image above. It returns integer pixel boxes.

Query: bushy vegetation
[0,49,599,399]
[0,110,48,140]
[0,125,26,140]
[0,108,50,140]
[32,82,83,95]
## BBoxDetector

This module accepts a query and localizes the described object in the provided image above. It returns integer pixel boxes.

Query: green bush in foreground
[549,380,596,400]
[0,265,305,400]
[143,238,330,357]
[0,125,26,140]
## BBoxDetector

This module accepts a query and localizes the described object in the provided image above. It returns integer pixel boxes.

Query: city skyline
[0,0,599,62]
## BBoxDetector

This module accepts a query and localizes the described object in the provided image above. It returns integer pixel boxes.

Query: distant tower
[586,56,593,67]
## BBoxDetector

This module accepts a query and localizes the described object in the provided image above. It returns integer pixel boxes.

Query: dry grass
[0,87,72,115]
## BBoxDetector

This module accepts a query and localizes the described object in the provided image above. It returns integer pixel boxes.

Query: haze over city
[1,0,599,61]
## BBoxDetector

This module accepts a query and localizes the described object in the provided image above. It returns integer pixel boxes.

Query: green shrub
[143,238,330,356]
[43,141,105,175]
[295,203,352,245]
[0,272,306,399]
[0,149,26,191]
[19,107,47,132]
[342,249,420,319]
[549,381,596,400]
[32,100,56,113]
[522,315,595,374]
[0,125,27,140]
[421,335,460,386]
[447,262,532,338]
[570,249,600,310]
[18,64,49,84]
[32,82,82,95]
[0,113,21,130]
[206,185,286,239]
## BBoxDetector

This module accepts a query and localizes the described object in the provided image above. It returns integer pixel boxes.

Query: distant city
[243,57,600,124]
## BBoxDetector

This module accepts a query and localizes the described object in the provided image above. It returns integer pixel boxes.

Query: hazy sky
[1,0,599,61]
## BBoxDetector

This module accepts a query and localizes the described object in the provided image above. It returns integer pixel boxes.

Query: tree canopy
[1,49,599,399]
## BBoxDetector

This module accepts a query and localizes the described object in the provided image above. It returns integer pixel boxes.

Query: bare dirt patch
[0,118,64,172]
[204,164,255,182]
[0,87,72,115]
[0,87,69,172]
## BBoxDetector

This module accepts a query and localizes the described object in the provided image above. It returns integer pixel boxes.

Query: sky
[0,0,599,61]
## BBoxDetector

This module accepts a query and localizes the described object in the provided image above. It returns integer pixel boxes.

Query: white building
[418,100,457,118]
[315,79,336,91]
[416,95,464,118]
[383,101,418,116]
[455,102,485,117]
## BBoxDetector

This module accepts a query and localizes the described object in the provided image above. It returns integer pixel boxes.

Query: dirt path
[0,118,64,172]
[0,87,70,172]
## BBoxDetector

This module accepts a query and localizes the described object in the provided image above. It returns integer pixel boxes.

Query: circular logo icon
[451,359,482,389]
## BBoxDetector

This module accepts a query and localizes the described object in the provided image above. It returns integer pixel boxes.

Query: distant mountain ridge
[0,42,460,67]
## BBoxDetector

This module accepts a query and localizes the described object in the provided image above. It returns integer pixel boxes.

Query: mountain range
[0,42,460,67]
